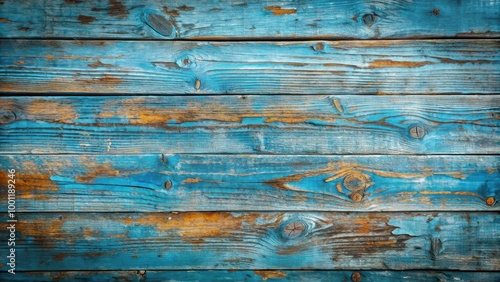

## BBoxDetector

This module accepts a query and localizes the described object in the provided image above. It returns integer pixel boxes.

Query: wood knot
[282,221,306,239]
[362,13,377,26]
[486,196,495,206]
[176,54,197,69]
[142,12,177,38]
[430,237,443,260]
[164,180,173,189]
[350,192,363,203]
[343,172,368,191]
[0,111,17,124]
[313,42,324,51]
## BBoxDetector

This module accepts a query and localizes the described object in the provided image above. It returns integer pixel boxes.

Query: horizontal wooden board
[0,0,498,39]
[1,95,498,155]
[0,155,497,212]
[0,212,498,271]
[1,270,499,281]
[1,40,498,94]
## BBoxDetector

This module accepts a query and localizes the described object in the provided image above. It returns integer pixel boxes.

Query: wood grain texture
[1,154,497,212]
[2,270,499,281]
[0,0,498,39]
[0,212,498,271]
[1,40,498,94]
[1,95,498,155]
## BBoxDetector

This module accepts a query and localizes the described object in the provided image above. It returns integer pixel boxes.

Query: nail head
[409,126,425,139]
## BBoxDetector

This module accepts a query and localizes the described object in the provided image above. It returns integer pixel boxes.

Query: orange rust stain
[129,213,260,239]
[264,6,296,15]
[487,168,496,174]
[74,162,120,183]
[14,60,25,65]
[183,178,203,184]
[24,99,78,123]
[77,15,95,24]
[0,18,11,23]
[367,59,435,69]
[253,270,287,280]
[351,16,358,22]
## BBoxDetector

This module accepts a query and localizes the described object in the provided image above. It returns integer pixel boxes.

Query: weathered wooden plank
[0,155,497,212]
[0,212,498,270]
[1,95,498,155]
[2,270,499,281]
[1,40,498,94]
[0,0,498,39]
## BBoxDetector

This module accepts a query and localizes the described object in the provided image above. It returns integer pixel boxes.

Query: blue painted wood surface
[0,0,498,278]
[1,270,499,281]
[0,155,497,212]
[0,212,497,270]
[1,40,498,94]
[1,95,498,154]
[0,0,498,39]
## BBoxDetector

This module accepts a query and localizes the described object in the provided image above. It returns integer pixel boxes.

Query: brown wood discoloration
[126,213,263,240]
[77,15,96,24]
[74,162,120,183]
[367,60,435,69]
[108,0,128,18]
[253,270,287,280]
[88,60,113,68]
[183,178,203,184]
[25,99,78,123]
[96,97,338,126]
[264,6,297,15]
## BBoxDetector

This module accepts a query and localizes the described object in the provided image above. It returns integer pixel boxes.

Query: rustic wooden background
[0,0,499,281]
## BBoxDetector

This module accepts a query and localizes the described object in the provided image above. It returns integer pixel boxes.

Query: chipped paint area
[253,270,287,280]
